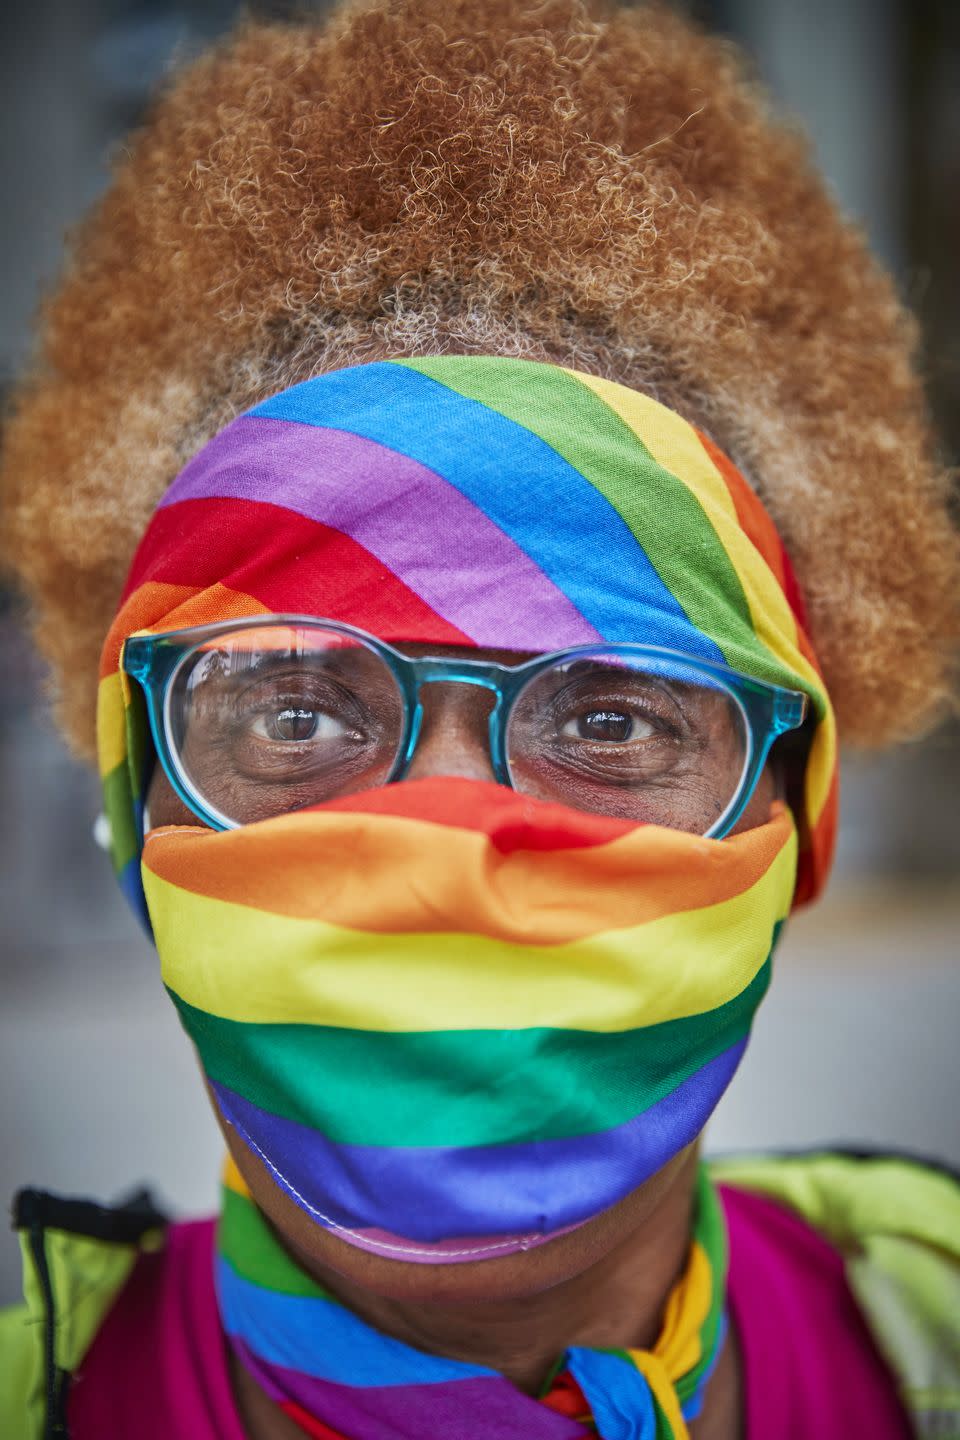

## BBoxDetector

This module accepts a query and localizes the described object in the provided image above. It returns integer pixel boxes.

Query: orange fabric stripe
[695,431,789,599]
[143,802,794,943]
[100,580,271,677]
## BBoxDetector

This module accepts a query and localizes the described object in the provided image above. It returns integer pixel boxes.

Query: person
[1,2,958,1438]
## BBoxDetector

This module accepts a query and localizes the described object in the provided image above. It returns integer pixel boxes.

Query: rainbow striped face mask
[98,356,837,1264]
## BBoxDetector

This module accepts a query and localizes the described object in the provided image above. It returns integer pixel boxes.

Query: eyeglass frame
[122,613,808,840]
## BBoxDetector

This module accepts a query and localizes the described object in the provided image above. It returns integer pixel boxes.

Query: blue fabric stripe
[216,1257,497,1386]
[249,364,724,661]
[118,855,151,935]
[210,1043,746,1241]
[679,1313,727,1422]
[566,1350,657,1440]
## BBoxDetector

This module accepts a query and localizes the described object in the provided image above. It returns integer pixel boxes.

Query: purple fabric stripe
[233,1337,589,1440]
[212,1040,746,1248]
[323,1215,582,1266]
[159,414,602,651]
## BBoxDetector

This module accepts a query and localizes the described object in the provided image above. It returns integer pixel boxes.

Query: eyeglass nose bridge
[393,656,511,782]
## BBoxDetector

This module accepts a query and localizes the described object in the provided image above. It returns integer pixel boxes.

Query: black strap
[13,1186,168,1243]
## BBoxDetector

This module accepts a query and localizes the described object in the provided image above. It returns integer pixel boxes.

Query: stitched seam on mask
[224,1112,544,1259]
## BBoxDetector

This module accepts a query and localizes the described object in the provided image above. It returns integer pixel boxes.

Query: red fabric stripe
[777,542,811,635]
[541,1370,592,1422]
[310,776,641,851]
[281,1400,349,1440]
[122,497,473,646]
[795,768,839,909]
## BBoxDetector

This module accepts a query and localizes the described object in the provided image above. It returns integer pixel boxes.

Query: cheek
[730,761,779,835]
[146,762,199,827]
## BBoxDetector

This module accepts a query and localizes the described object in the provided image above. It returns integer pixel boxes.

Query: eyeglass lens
[505,654,747,834]
[166,625,749,833]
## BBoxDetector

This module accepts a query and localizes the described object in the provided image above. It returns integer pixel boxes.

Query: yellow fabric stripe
[570,374,740,527]
[223,1153,252,1199]
[626,1236,710,1439]
[655,1239,712,1378]
[572,371,834,826]
[631,1352,691,1437]
[149,826,795,1031]
[803,721,836,836]
[96,672,127,778]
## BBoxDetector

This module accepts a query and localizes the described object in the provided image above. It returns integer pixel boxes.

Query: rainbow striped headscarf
[98,355,836,912]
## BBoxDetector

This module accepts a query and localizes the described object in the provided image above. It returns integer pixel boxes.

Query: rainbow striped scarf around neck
[218,1155,728,1440]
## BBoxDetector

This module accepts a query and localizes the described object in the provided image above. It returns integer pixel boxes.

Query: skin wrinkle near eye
[508,662,745,832]
[175,638,753,830]
[178,638,409,816]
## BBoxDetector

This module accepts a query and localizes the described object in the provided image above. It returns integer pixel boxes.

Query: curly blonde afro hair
[1,0,956,758]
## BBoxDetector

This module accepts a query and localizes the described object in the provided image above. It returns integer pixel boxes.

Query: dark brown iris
[272,708,318,741]
[577,710,633,742]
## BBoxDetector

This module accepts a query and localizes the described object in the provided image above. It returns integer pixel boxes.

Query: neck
[302,1149,698,1394]
[228,1146,741,1439]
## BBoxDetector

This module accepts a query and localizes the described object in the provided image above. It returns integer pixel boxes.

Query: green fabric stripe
[677,1168,727,1401]
[123,680,147,802]
[401,356,795,692]
[170,959,770,1148]
[102,761,138,875]
[218,1186,332,1298]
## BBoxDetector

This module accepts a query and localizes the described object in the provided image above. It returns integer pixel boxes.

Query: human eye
[548,669,683,767]
[220,666,374,773]
[506,656,750,829]
[243,674,365,748]
[557,701,659,745]
[177,652,392,789]
[169,632,406,822]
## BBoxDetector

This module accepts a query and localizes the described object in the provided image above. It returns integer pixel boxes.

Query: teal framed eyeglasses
[122,615,807,838]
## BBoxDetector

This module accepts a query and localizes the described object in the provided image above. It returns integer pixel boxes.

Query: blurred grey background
[1,0,958,1302]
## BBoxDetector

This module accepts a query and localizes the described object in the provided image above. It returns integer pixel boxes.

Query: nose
[403,681,499,783]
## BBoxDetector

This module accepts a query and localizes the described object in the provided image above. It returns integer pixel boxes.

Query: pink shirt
[723,1186,912,1438]
[67,1186,913,1439]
